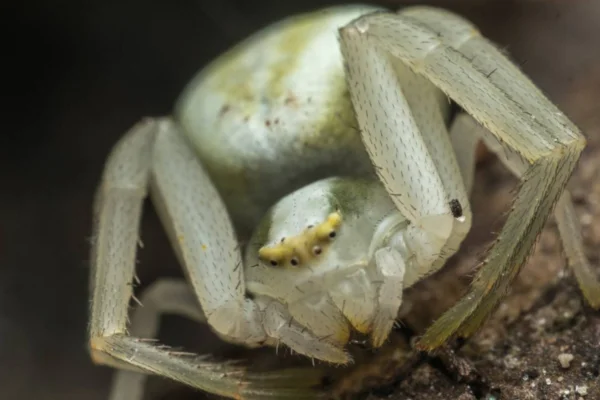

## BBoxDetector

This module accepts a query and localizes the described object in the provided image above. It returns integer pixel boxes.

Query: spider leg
[448,113,480,195]
[339,22,473,281]
[555,192,600,308]
[460,115,600,309]
[149,118,265,344]
[339,7,587,350]
[109,279,204,400]
[260,299,351,364]
[369,114,478,347]
[89,119,325,399]
[370,247,406,347]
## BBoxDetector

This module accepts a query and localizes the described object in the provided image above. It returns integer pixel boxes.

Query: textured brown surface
[2,1,599,400]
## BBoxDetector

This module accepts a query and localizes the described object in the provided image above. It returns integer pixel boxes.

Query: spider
[88,4,600,400]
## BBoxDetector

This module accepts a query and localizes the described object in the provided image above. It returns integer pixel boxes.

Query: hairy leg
[89,118,324,399]
[339,7,587,350]
[109,279,204,400]
[460,115,600,308]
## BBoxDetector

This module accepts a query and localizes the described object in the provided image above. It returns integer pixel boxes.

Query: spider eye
[270,260,278,267]
[290,257,299,266]
[312,246,322,255]
[328,231,336,238]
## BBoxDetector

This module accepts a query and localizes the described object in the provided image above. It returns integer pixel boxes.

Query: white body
[178,6,383,236]
[176,5,471,352]
[175,7,468,347]
[88,5,594,400]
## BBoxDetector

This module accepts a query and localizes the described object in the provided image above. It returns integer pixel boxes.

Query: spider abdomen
[175,6,381,236]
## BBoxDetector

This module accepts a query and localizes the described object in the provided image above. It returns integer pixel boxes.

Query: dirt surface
[2,1,600,400]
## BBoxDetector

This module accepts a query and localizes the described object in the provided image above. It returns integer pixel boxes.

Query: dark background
[2,1,599,399]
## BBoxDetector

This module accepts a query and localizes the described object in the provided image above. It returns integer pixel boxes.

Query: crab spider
[88,4,600,400]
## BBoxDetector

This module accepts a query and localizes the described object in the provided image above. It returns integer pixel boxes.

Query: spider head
[245,177,397,305]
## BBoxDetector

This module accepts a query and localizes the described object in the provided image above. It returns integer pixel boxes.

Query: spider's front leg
[340,7,600,350]
[339,14,474,293]
[88,119,324,399]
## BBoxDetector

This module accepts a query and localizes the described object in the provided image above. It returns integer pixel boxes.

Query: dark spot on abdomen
[449,199,463,218]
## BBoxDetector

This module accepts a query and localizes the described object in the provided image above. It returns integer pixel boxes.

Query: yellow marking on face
[201,244,207,251]
[315,212,342,240]
[177,234,184,243]
[258,212,342,268]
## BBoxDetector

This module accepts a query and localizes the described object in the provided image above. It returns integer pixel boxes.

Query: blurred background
[2,0,600,399]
